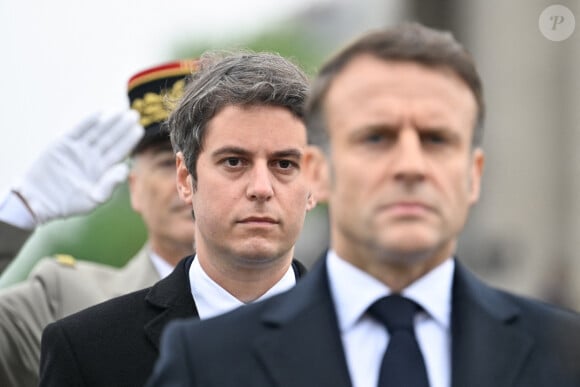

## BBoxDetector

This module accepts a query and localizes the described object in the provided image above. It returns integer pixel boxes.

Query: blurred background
[1,0,579,311]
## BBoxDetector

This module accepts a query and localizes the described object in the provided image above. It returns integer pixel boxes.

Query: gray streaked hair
[166,50,310,184]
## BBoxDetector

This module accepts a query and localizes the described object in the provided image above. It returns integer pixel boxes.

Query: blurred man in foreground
[149,23,580,387]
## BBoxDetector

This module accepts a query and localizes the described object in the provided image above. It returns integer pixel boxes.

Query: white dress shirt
[326,250,454,387]
[149,250,174,279]
[189,255,297,320]
[0,191,36,229]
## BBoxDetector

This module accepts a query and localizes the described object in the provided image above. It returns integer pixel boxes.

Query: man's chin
[379,234,440,262]
[172,216,195,229]
[233,241,290,263]
[176,213,195,223]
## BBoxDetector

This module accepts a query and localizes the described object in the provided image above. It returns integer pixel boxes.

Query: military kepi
[127,59,198,154]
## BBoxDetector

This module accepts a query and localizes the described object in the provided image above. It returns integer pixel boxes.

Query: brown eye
[422,132,446,145]
[226,158,241,167]
[365,133,385,143]
[278,160,292,169]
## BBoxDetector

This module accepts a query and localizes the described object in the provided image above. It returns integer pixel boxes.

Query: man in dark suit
[38,51,316,387]
[148,23,580,387]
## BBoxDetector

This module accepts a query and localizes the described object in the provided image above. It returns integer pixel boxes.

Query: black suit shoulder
[498,288,580,369]
[150,259,333,387]
[39,255,197,387]
[456,261,580,334]
[451,261,580,386]
[151,259,580,387]
[152,289,300,387]
[500,289,580,324]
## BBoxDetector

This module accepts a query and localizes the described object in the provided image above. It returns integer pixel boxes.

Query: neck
[373,257,449,292]
[149,239,195,267]
[335,241,455,292]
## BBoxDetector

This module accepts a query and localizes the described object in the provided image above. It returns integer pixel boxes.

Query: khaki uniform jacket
[0,220,161,387]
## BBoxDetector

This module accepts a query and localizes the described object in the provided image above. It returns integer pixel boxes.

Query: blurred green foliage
[173,24,328,76]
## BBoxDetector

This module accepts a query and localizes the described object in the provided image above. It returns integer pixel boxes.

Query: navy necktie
[367,294,430,387]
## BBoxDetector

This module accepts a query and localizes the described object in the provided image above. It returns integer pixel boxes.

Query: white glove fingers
[91,163,130,203]
[85,111,129,149]
[12,111,138,225]
[67,111,103,141]
[97,110,143,160]
[99,124,144,169]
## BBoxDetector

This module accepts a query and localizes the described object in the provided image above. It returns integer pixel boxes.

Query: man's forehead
[203,104,307,145]
[133,142,175,164]
[139,141,173,155]
[209,145,303,158]
[324,57,477,126]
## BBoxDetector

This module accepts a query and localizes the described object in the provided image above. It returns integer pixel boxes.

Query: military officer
[0,59,197,387]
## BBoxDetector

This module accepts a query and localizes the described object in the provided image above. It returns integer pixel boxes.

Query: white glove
[12,110,144,225]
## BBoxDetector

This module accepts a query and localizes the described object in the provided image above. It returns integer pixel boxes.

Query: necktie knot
[368,294,420,333]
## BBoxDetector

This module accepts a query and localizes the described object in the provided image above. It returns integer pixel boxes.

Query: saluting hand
[12,110,144,224]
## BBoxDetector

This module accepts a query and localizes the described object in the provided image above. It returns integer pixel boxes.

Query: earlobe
[127,170,141,212]
[306,191,317,211]
[176,152,193,205]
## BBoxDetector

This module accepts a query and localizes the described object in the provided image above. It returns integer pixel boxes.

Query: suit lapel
[141,256,307,352]
[451,261,533,387]
[144,255,199,350]
[252,260,352,387]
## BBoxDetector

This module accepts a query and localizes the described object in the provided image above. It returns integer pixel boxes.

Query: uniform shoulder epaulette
[54,254,77,267]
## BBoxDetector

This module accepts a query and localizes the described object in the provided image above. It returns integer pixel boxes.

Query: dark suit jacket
[38,256,307,387]
[148,258,580,387]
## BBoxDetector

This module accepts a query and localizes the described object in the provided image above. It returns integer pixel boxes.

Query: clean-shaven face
[178,105,315,269]
[130,144,195,251]
[324,55,484,272]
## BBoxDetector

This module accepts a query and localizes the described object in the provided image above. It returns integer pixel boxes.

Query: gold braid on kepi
[127,59,199,155]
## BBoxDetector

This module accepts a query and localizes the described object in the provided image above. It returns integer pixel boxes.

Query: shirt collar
[148,249,175,279]
[326,250,453,332]
[189,255,296,320]
[401,257,453,329]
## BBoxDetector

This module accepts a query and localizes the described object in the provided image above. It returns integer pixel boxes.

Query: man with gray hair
[38,51,317,387]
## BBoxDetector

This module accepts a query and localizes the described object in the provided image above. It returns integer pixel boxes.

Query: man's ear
[127,168,141,212]
[468,148,485,204]
[176,152,194,205]
[304,146,330,205]
[305,191,317,211]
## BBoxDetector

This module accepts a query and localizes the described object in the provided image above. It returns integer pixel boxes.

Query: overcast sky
[0,0,324,193]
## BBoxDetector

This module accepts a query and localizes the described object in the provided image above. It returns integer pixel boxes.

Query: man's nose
[246,162,274,201]
[391,129,427,184]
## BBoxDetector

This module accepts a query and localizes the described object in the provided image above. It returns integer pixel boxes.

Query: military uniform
[0,59,198,387]
[0,219,160,387]
[0,220,32,274]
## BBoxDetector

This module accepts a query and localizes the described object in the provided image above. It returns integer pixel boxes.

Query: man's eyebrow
[211,147,303,159]
[211,146,251,158]
[271,149,303,159]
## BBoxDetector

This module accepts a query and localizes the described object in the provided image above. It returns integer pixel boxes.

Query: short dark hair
[306,22,485,151]
[167,50,310,183]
